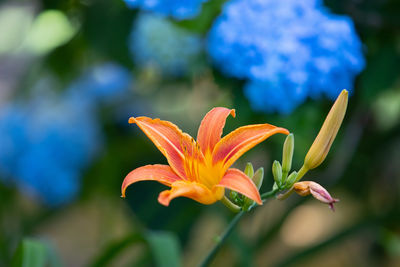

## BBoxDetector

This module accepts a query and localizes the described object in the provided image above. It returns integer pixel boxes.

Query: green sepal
[244,162,254,178]
[272,160,283,187]
[285,171,298,189]
[252,167,264,190]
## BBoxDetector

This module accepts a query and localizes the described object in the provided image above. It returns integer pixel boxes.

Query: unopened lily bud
[282,133,294,180]
[272,160,283,187]
[293,181,339,211]
[243,167,264,211]
[252,167,264,190]
[304,90,348,170]
[244,162,254,179]
[286,171,298,188]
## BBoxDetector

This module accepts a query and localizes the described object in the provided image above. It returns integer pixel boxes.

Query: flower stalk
[199,188,278,266]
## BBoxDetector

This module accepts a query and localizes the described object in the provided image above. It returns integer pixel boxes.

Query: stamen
[181,142,192,181]
[193,144,199,182]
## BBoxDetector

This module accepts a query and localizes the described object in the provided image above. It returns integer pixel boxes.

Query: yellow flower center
[182,142,224,190]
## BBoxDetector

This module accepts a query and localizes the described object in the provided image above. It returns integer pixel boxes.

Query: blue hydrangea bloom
[17,151,81,207]
[0,90,101,206]
[130,13,203,76]
[123,0,209,20]
[0,62,136,206]
[0,105,29,180]
[208,0,365,113]
[67,63,132,105]
[245,80,309,114]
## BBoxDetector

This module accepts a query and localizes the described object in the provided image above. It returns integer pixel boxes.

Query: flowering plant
[122,89,348,264]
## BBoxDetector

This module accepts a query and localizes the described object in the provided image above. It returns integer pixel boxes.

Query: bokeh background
[0,0,399,266]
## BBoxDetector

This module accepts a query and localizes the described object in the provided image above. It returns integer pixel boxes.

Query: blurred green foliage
[12,239,48,267]
[12,238,62,267]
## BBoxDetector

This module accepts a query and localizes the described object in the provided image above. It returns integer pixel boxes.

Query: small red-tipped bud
[293,181,339,211]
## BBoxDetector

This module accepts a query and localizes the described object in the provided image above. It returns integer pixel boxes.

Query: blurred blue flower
[0,104,29,180]
[67,63,132,106]
[0,90,101,206]
[208,0,365,113]
[0,61,136,206]
[244,80,308,114]
[17,152,81,207]
[130,13,203,76]
[123,0,208,20]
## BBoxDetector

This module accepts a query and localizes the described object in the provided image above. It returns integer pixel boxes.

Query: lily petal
[158,181,225,206]
[121,164,181,197]
[212,124,289,170]
[217,168,262,205]
[129,116,193,179]
[197,107,236,155]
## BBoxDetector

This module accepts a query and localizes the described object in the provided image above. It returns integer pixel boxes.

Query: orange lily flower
[121,107,289,206]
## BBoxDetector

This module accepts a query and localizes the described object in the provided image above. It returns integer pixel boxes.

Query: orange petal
[216,168,262,205]
[212,124,289,170]
[158,181,225,206]
[121,164,181,197]
[130,116,194,179]
[197,107,236,154]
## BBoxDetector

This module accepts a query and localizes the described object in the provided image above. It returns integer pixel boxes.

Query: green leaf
[89,233,145,267]
[12,239,48,267]
[89,231,181,267]
[145,231,181,267]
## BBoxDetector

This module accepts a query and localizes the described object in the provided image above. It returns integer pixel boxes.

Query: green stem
[199,210,244,267]
[261,188,278,200]
[276,165,309,200]
[199,189,277,266]
[294,165,308,183]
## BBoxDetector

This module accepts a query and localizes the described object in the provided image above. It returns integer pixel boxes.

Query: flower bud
[304,89,348,170]
[244,162,254,179]
[272,160,283,187]
[293,181,339,211]
[252,167,264,190]
[282,133,294,180]
[285,171,298,188]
